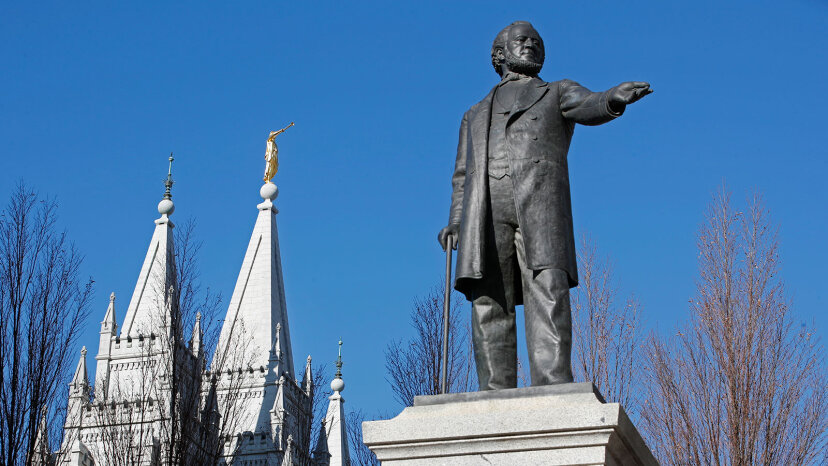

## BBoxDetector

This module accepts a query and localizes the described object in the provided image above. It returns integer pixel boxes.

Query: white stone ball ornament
[260,182,279,201]
[331,377,345,393]
[157,199,175,216]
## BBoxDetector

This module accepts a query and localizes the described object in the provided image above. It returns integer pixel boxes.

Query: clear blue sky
[1,1,826,418]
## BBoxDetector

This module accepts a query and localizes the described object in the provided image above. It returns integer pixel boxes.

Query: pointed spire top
[102,293,117,333]
[331,339,345,393]
[303,355,313,393]
[190,311,203,356]
[70,346,89,394]
[312,418,330,460]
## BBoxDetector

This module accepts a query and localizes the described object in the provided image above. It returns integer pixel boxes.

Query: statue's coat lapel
[470,85,497,164]
[509,79,548,123]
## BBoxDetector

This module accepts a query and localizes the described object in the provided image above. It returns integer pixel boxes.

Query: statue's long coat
[449,78,622,304]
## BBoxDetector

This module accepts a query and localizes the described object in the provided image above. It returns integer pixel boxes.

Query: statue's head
[491,21,545,77]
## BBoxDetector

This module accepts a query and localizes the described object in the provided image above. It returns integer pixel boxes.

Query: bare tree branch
[346,410,380,466]
[571,235,644,412]
[0,182,93,466]
[384,285,476,407]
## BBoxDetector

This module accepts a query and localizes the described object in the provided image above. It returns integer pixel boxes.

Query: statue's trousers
[470,173,574,390]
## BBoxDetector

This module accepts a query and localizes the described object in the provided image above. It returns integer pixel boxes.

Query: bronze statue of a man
[438,21,651,390]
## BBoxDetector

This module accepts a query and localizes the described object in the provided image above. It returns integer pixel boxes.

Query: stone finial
[303,355,313,394]
[260,182,279,201]
[331,339,345,393]
[258,182,279,211]
[190,312,203,356]
[158,153,175,217]
[164,153,174,200]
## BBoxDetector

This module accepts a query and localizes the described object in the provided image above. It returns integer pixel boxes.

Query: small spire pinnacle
[322,338,351,465]
[190,312,203,356]
[303,355,314,394]
[102,292,117,333]
[70,346,89,394]
[163,153,175,200]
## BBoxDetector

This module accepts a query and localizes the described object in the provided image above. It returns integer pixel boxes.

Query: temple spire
[315,340,351,466]
[215,180,294,373]
[120,157,177,337]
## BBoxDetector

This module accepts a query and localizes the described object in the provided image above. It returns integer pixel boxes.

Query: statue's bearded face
[503,23,544,76]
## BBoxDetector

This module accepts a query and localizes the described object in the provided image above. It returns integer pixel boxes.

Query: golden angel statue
[264,122,294,183]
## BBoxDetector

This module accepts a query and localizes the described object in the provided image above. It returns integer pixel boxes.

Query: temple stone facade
[54,175,352,466]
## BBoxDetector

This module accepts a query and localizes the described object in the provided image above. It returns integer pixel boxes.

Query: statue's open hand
[438,224,459,251]
[609,82,652,109]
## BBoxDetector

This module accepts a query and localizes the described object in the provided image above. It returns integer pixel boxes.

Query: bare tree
[384,284,476,407]
[162,218,228,465]
[641,189,828,465]
[346,410,379,466]
[0,182,94,466]
[571,235,643,412]
[309,362,331,436]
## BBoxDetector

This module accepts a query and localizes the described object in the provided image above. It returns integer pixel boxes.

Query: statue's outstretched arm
[272,122,295,138]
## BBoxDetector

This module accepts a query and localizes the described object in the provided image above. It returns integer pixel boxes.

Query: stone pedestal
[363,383,657,465]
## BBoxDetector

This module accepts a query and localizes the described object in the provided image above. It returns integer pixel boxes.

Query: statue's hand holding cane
[438,224,459,251]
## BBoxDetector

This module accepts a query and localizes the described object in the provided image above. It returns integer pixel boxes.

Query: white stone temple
[54,164,352,465]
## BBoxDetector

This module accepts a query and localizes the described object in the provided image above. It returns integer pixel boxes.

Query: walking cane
[440,234,455,395]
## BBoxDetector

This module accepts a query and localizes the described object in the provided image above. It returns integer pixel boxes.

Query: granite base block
[363,383,657,465]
